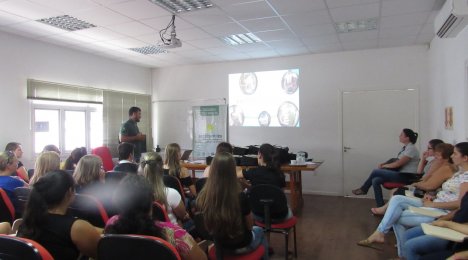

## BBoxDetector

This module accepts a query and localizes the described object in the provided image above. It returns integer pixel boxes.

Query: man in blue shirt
[119,107,146,162]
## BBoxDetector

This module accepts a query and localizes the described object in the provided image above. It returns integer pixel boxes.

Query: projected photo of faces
[229,69,300,127]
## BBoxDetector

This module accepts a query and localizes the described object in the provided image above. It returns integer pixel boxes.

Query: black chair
[67,194,109,228]
[98,234,181,260]
[249,184,297,260]
[0,188,15,224]
[195,178,207,194]
[163,175,186,202]
[0,234,53,260]
[13,187,31,217]
[152,201,170,222]
[105,171,128,185]
[27,169,35,180]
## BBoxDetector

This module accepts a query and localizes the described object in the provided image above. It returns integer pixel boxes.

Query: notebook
[421,223,467,242]
[180,150,192,161]
[408,206,447,218]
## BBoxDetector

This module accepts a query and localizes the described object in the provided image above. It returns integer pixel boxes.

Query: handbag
[382,158,401,171]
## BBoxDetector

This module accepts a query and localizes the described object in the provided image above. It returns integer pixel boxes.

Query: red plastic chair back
[152,201,170,222]
[0,234,53,260]
[92,146,114,171]
[382,182,406,189]
[67,193,109,227]
[0,188,15,223]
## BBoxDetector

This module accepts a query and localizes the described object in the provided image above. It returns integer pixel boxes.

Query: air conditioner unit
[435,0,468,38]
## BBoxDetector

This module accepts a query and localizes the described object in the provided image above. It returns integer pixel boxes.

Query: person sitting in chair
[113,142,138,174]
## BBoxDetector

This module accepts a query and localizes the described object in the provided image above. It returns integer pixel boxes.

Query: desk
[182,162,322,214]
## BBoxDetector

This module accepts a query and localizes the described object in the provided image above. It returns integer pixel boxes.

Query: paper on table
[408,206,447,218]
[421,223,467,242]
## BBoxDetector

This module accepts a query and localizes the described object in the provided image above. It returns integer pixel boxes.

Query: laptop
[180,150,192,161]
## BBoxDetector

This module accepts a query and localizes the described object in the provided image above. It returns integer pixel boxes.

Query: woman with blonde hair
[73,155,104,192]
[142,152,191,227]
[196,152,268,258]
[0,151,27,209]
[29,151,60,185]
[164,143,196,197]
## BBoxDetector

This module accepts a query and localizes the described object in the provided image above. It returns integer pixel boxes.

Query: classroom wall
[426,29,468,144]
[152,45,428,195]
[0,31,152,168]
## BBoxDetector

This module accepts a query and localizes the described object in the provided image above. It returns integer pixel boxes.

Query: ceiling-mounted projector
[159,15,182,49]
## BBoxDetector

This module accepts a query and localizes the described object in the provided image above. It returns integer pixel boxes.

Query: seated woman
[5,142,29,182]
[164,143,196,197]
[403,192,468,260]
[142,152,192,228]
[29,151,60,185]
[196,152,268,258]
[62,147,87,171]
[203,142,243,178]
[357,142,468,258]
[42,144,61,155]
[371,143,456,215]
[104,174,206,260]
[243,143,285,189]
[17,170,101,259]
[352,128,420,207]
[0,151,27,209]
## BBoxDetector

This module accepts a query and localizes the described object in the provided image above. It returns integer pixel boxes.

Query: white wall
[152,45,428,195]
[427,29,468,144]
[0,31,152,168]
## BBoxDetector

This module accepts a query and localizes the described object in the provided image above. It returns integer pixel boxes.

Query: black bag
[240,155,258,166]
[383,158,401,171]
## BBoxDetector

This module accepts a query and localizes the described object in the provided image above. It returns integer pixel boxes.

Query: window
[32,100,103,154]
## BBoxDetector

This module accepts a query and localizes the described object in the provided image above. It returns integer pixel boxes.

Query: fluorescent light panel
[129,45,168,55]
[335,17,378,33]
[36,15,96,31]
[223,33,262,46]
[148,0,213,13]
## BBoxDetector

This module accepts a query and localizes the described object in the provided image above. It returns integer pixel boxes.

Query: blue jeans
[233,226,269,259]
[376,195,444,256]
[360,168,413,207]
[403,226,450,260]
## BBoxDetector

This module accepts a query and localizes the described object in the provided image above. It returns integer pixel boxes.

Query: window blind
[27,79,103,104]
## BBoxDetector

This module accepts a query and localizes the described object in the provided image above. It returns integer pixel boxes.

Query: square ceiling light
[222,33,262,46]
[148,0,214,13]
[129,45,168,55]
[36,15,96,31]
[335,18,378,33]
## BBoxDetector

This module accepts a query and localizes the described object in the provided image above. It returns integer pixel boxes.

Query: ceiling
[0,0,445,68]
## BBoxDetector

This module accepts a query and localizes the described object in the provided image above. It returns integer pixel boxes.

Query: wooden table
[182,162,322,214]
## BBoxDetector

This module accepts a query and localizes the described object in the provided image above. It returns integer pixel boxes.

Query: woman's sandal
[352,188,366,195]
[357,239,383,251]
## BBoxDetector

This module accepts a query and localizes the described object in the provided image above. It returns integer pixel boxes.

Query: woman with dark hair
[17,170,101,259]
[142,152,191,227]
[62,147,87,171]
[5,142,28,182]
[371,143,456,215]
[164,143,196,197]
[197,152,268,258]
[243,143,285,188]
[352,128,421,207]
[203,142,243,178]
[104,174,206,260]
[357,142,468,258]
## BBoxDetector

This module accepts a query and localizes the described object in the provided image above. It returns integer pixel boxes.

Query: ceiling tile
[164,42,198,52]
[0,10,28,26]
[108,0,167,20]
[216,51,250,60]
[338,30,378,42]
[268,0,327,15]
[245,49,279,59]
[379,25,423,38]
[342,39,377,50]
[265,38,306,48]
[379,35,417,48]
[230,42,271,52]
[28,0,99,13]
[186,37,226,48]
[329,2,379,22]
[102,37,146,48]
[281,10,332,27]
[72,27,126,41]
[0,0,63,20]
[70,7,132,26]
[382,0,437,17]
[239,16,286,32]
[179,8,233,27]
[301,34,340,46]
[221,1,276,21]
[275,46,310,56]
[4,20,66,38]
[176,27,213,41]
[292,23,337,38]
[42,31,98,45]
[105,21,155,37]
[306,43,342,53]
[380,12,431,29]
[326,0,379,9]
[141,15,194,30]
[254,29,296,41]
[203,22,247,37]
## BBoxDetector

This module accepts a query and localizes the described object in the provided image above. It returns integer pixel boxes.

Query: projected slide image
[229,69,300,127]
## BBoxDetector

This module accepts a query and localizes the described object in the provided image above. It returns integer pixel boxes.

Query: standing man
[120,107,146,163]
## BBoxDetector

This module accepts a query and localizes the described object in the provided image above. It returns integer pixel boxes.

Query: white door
[342,89,418,199]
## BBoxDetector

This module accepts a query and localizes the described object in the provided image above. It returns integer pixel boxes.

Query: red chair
[92,146,114,172]
[0,234,53,260]
[67,194,109,227]
[382,182,406,190]
[153,201,170,222]
[98,234,181,260]
[249,184,297,260]
[0,188,15,224]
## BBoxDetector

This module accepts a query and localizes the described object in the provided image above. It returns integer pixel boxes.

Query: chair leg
[284,231,289,260]
[293,226,297,257]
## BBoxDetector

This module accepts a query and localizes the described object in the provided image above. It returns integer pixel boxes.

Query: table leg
[289,171,298,214]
